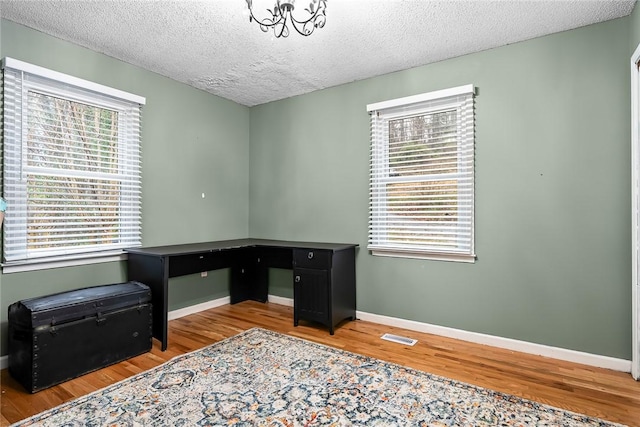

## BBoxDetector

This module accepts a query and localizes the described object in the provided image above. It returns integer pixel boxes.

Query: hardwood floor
[1,301,639,426]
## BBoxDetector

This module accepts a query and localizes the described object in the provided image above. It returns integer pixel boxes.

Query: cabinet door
[293,268,329,325]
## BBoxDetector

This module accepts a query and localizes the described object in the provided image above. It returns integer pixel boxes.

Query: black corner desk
[126,239,357,350]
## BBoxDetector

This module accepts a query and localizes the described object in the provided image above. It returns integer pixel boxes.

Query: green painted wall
[632,3,640,52]
[250,17,633,359]
[0,19,250,356]
[0,11,637,361]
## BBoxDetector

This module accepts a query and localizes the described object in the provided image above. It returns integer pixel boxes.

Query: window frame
[1,58,145,273]
[367,84,476,263]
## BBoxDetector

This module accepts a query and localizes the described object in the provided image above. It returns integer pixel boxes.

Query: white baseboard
[355,310,631,373]
[266,294,630,373]
[268,294,294,307]
[168,296,231,320]
[2,296,630,374]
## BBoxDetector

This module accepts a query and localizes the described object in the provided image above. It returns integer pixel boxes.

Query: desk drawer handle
[295,275,301,283]
[308,251,314,260]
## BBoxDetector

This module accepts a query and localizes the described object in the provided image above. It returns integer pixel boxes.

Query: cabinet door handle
[307,251,314,260]
[295,275,301,283]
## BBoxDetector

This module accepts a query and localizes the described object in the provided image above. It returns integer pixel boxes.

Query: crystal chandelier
[245,0,327,38]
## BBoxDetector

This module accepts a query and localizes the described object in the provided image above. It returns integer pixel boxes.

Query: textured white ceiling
[0,0,636,106]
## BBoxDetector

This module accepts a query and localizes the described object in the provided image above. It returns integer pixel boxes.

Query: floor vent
[381,333,418,346]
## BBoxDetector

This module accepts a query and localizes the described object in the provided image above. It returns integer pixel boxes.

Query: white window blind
[2,58,145,266]
[367,85,475,262]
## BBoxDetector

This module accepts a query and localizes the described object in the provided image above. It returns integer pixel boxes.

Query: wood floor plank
[1,301,639,426]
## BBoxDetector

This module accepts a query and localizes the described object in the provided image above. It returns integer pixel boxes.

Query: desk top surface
[126,238,358,257]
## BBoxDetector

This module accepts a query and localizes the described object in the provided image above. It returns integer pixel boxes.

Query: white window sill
[370,249,476,263]
[1,251,128,274]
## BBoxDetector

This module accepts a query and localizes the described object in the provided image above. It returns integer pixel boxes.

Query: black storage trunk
[8,281,152,393]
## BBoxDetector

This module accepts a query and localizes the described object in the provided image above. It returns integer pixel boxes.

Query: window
[2,58,145,271]
[367,84,475,262]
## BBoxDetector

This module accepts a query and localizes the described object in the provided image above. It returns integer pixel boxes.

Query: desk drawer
[293,249,331,269]
[168,252,230,277]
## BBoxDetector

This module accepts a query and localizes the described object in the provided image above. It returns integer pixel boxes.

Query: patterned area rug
[13,328,624,426]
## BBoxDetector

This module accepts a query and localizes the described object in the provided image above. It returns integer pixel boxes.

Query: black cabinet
[293,247,356,334]
[294,267,329,324]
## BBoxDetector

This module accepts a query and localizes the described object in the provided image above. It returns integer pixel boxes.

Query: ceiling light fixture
[245,0,327,38]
